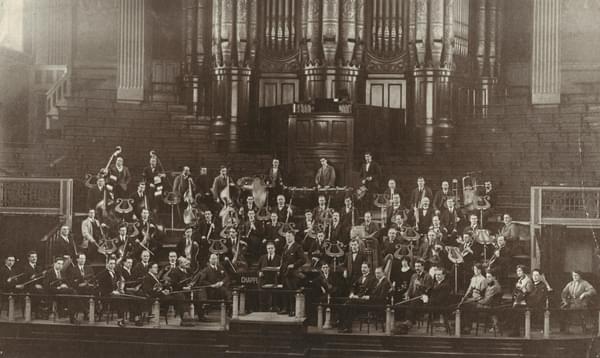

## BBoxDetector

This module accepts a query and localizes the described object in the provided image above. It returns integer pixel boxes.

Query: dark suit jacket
[108,165,132,194]
[19,263,42,283]
[168,267,190,291]
[315,165,336,187]
[67,264,95,288]
[44,269,69,292]
[141,272,162,297]
[351,274,377,297]
[433,190,451,212]
[97,270,118,296]
[0,266,17,291]
[257,254,281,271]
[279,242,306,274]
[410,186,433,208]
[416,208,434,234]
[429,278,452,305]
[345,252,367,283]
[371,277,392,304]
[132,262,151,280]
[359,161,382,191]
[176,238,200,265]
[266,167,285,189]
[315,272,339,297]
[200,264,229,286]
[407,271,433,298]
[440,208,461,235]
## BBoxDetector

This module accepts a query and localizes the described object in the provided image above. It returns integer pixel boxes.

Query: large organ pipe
[430,0,444,67]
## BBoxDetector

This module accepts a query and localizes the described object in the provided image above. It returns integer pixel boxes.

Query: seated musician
[328,212,345,244]
[15,251,44,294]
[383,179,402,205]
[176,226,200,271]
[98,257,131,327]
[239,195,258,221]
[405,259,433,323]
[200,253,232,301]
[274,194,293,223]
[67,253,96,295]
[338,262,378,333]
[513,265,533,307]
[132,250,152,280]
[361,211,380,267]
[315,260,339,302]
[142,155,165,206]
[463,214,481,235]
[415,197,434,235]
[45,256,79,324]
[440,198,461,243]
[108,156,131,199]
[382,228,399,264]
[141,262,174,324]
[158,251,178,281]
[498,213,519,243]
[299,210,316,244]
[223,226,249,274]
[0,255,17,293]
[418,230,446,269]
[258,242,281,311]
[489,235,511,281]
[480,181,496,226]
[278,231,307,316]
[527,269,552,327]
[433,181,452,216]
[458,263,488,334]
[315,157,336,189]
[264,212,284,251]
[165,257,192,323]
[309,231,328,265]
[478,268,502,309]
[118,257,139,293]
[428,267,452,306]
[410,177,433,210]
[429,215,448,244]
[240,209,263,263]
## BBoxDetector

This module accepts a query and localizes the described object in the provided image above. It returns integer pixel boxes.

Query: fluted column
[117,0,148,103]
[531,0,560,104]
[33,0,73,65]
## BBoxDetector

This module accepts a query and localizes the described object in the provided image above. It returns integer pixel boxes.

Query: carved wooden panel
[259,77,299,107]
[365,78,406,109]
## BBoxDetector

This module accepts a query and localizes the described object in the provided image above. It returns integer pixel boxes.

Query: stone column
[531,0,560,104]
[117,0,148,103]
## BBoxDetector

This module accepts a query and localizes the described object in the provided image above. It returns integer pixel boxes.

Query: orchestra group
[0,149,597,335]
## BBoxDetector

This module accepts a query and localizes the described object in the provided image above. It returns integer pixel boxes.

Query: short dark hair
[516,264,529,274]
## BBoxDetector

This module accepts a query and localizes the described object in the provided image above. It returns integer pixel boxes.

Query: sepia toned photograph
[0,0,599,357]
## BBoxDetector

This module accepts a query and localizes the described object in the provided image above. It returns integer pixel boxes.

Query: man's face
[138,183,146,192]
[116,157,124,166]
[248,211,256,221]
[432,216,440,226]
[318,197,326,206]
[388,180,396,189]
[462,234,471,243]
[305,212,313,221]
[516,267,524,278]
[415,262,423,273]
[88,210,95,219]
[209,254,218,266]
[428,231,436,241]
[442,181,449,190]
[486,272,494,282]
[503,214,511,224]
[417,178,425,187]
[5,257,15,268]
[364,212,371,221]
[375,268,384,280]
[150,158,157,166]
[350,241,358,252]
[364,154,371,162]
[277,196,285,205]
[498,236,506,246]
[77,255,86,266]
[332,212,340,222]
[447,198,454,208]
[119,227,127,236]
[97,178,105,187]
[321,264,330,275]
[54,260,64,271]
[142,210,149,221]
[150,264,158,275]
[361,263,369,276]
[485,181,492,190]
[532,271,541,283]
[183,167,190,176]
[205,211,212,221]
[388,229,397,239]
[422,198,430,208]
[220,168,227,176]
[470,215,478,225]
[270,213,278,222]
[266,245,275,255]
[229,229,237,239]
[317,232,325,241]
[168,253,177,263]
[200,167,207,175]
[60,226,69,236]
[392,194,400,205]
[344,197,352,206]
[272,159,279,168]
[29,254,37,264]
[435,270,445,282]
[320,158,327,167]
[247,196,254,206]
[286,233,295,245]
[141,252,150,262]
[124,259,133,269]
[107,260,116,271]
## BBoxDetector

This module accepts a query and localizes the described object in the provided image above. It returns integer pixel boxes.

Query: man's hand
[287,264,294,269]
[343,270,348,279]
[361,295,369,300]
[15,284,24,290]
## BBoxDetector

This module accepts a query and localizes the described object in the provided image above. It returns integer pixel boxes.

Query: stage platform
[0,311,595,358]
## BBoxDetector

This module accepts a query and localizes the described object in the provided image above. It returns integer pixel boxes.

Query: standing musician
[173,166,195,199]
[440,198,461,243]
[410,177,433,209]
[312,195,331,224]
[52,225,76,261]
[315,260,339,302]
[196,210,219,266]
[0,256,17,293]
[211,166,235,203]
[81,208,104,258]
[264,212,284,251]
[339,196,356,235]
[328,212,345,244]
[266,158,285,203]
[361,212,380,267]
[67,253,96,295]
[359,152,382,203]
[415,197,434,235]
[131,182,149,220]
[240,209,263,262]
[45,256,80,324]
[315,157,336,189]
[386,193,407,227]
[239,195,258,221]
[343,239,367,294]
[224,226,248,274]
[87,176,110,210]
[429,215,448,244]
[113,225,131,260]
[108,156,131,199]
[142,155,166,209]
[279,231,307,316]
[299,211,317,244]
[195,167,213,208]
[274,194,293,223]
[258,243,281,311]
[488,235,510,280]
[134,208,158,258]
[176,227,200,270]
[383,179,403,204]
[433,181,452,215]
[498,213,519,243]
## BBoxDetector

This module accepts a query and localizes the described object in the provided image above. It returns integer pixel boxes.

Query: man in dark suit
[195,210,219,267]
[315,157,336,189]
[15,251,44,293]
[108,156,132,199]
[200,253,231,301]
[132,250,152,280]
[0,255,17,293]
[52,225,76,263]
[257,242,281,311]
[416,197,434,235]
[344,239,367,287]
[97,257,129,326]
[211,166,235,203]
[87,176,110,210]
[279,232,307,315]
[266,158,285,204]
[440,197,461,243]
[358,152,382,209]
[131,182,150,220]
[433,181,452,215]
[67,253,96,295]
[428,267,452,306]
[409,176,433,209]
[176,227,200,270]
[142,155,165,201]
[45,256,79,323]
[338,262,377,333]
[263,212,284,252]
